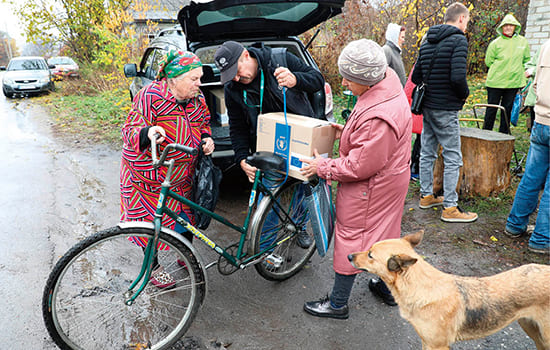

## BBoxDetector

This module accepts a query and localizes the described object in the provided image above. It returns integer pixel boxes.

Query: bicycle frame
[126,142,299,304]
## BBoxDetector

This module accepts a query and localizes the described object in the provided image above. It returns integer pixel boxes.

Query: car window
[196,3,318,26]
[140,48,168,80]
[8,59,47,71]
[48,57,74,65]
[195,42,304,66]
[140,48,157,79]
[149,49,166,80]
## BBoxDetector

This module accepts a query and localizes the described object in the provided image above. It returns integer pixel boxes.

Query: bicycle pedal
[264,253,283,269]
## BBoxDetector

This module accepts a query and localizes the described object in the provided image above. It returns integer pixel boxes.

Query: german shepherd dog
[349,230,550,350]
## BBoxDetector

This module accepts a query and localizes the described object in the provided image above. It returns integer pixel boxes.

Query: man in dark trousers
[214,41,324,248]
[412,2,478,223]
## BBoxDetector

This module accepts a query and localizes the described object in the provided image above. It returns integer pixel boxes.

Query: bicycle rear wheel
[42,226,205,350]
[250,180,316,281]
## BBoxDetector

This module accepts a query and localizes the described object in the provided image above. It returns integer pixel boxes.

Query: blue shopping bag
[510,92,523,127]
[304,178,335,257]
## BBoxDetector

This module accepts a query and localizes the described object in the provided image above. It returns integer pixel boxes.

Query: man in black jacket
[214,41,324,182]
[412,2,478,223]
[215,41,323,248]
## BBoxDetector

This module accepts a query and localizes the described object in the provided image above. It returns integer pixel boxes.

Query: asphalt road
[0,88,539,349]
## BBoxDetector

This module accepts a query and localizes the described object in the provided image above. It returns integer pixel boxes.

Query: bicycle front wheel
[250,180,316,281]
[42,226,205,350]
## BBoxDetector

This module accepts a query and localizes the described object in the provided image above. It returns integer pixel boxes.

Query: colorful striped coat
[120,79,211,246]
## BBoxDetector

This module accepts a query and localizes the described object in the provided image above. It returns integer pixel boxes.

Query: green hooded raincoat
[485,14,530,89]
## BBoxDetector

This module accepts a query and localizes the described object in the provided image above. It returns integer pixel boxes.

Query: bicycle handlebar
[151,134,199,169]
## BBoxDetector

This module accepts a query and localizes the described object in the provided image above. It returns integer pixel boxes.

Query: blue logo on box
[274,123,291,160]
[290,156,302,168]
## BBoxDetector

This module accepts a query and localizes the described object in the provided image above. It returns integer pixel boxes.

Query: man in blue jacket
[412,2,478,223]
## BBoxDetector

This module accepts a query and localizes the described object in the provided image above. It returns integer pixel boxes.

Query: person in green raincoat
[483,13,530,134]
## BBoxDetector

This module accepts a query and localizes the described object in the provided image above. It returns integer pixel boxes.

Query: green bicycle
[42,139,316,350]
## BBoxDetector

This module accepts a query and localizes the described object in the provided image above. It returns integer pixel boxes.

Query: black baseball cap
[214,41,245,84]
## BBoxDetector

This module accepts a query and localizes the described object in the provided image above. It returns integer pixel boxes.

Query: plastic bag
[192,150,222,229]
[510,92,522,127]
[304,178,335,257]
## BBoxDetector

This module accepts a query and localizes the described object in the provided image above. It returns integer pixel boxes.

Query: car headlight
[39,76,51,84]
[3,78,14,84]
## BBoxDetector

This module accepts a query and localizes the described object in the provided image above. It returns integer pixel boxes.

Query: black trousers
[411,134,421,175]
[483,87,519,134]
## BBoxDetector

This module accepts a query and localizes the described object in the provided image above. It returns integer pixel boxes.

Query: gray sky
[1,1,26,47]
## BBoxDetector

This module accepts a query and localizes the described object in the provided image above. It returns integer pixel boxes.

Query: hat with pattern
[338,39,387,86]
[156,50,202,80]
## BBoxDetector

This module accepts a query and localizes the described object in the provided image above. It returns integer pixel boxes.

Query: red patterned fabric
[120,79,211,247]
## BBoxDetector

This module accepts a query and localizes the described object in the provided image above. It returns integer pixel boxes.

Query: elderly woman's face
[342,77,369,96]
[167,67,203,100]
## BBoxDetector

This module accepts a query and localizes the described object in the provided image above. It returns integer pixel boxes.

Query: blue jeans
[506,122,549,246]
[174,211,193,242]
[420,108,462,207]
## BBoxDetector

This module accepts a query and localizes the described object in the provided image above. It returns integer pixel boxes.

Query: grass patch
[461,183,518,217]
[36,80,128,146]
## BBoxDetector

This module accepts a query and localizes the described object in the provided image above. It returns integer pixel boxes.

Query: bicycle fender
[117,221,209,303]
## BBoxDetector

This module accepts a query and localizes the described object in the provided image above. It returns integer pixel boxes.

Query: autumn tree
[0,31,18,66]
[304,0,529,92]
[10,0,159,91]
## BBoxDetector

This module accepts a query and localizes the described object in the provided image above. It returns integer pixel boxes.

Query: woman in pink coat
[302,39,411,319]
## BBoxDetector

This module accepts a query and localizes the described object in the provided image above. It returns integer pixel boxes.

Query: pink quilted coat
[317,69,412,275]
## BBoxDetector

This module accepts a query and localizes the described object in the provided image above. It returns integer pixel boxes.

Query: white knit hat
[338,39,387,86]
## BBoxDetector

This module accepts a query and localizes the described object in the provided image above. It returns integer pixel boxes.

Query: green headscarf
[156,50,202,80]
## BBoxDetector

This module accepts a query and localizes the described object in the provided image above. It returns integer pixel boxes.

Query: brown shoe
[441,206,478,223]
[419,194,444,209]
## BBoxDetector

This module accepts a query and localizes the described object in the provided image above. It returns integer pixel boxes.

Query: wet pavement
[0,85,541,349]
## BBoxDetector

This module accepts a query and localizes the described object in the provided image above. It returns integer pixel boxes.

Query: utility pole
[2,37,12,64]
[5,23,13,60]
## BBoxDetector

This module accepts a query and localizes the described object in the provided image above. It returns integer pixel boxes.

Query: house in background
[525,0,550,54]
[130,0,180,39]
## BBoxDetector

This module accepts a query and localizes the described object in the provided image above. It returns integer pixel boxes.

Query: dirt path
[401,190,548,276]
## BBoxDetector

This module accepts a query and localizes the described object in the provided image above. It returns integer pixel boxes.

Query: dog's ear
[387,254,418,272]
[403,230,424,248]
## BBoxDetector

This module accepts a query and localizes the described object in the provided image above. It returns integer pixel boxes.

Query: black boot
[303,296,349,319]
[368,278,397,306]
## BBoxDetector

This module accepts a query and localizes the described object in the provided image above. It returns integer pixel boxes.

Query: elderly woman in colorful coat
[120,50,215,288]
[301,39,412,319]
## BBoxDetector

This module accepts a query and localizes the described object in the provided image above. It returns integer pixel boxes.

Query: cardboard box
[256,112,336,181]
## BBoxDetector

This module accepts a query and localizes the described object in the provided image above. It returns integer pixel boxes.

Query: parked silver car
[1,56,56,98]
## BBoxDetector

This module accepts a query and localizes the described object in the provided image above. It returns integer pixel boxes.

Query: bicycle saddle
[246,152,287,172]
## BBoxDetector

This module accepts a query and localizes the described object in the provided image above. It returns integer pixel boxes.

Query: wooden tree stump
[433,127,515,197]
